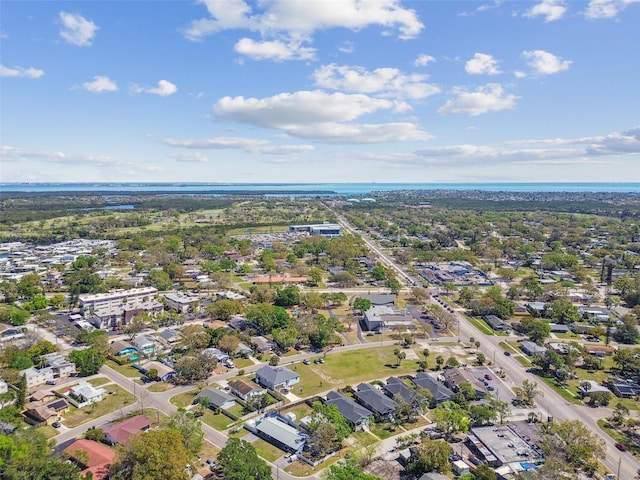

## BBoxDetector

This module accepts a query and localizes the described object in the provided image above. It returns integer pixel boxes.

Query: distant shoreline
[1,182,639,195]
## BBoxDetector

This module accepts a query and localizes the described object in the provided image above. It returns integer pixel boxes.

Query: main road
[333,209,639,479]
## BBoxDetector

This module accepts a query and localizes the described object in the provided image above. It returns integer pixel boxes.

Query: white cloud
[337,41,355,53]
[407,125,640,168]
[184,0,424,55]
[234,37,315,61]
[168,152,209,163]
[414,54,436,67]
[524,0,567,22]
[132,80,178,96]
[465,53,502,75]
[0,64,44,78]
[584,0,639,18]
[438,84,518,116]
[59,11,99,46]
[283,122,433,144]
[522,49,571,75]
[1,145,123,166]
[212,90,431,144]
[82,75,118,93]
[214,90,394,127]
[163,136,315,154]
[313,64,440,100]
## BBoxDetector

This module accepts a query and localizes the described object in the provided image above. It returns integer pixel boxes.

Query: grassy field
[279,402,313,421]
[350,430,378,448]
[253,438,286,462]
[464,316,494,335]
[370,422,401,440]
[170,389,198,408]
[225,225,289,235]
[147,382,176,393]
[35,424,58,439]
[63,384,135,428]
[294,347,422,396]
[88,377,112,387]
[201,410,239,431]
[539,377,582,405]
[105,360,141,378]
[233,357,255,369]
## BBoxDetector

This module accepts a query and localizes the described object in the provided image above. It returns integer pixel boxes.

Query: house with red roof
[103,414,151,445]
[64,439,116,480]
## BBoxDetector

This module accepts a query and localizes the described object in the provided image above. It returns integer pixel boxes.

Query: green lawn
[464,316,494,335]
[253,438,286,462]
[226,403,245,417]
[350,430,378,448]
[201,410,239,431]
[370,422,401,440]
[498,341,519,354]
[88,377,112,387]
[293,347,422,396]
[598,419,629,445]
[233,357,255,369]
[35,425,58,439]
[170,389,198,408]
[105,359,141,378]
[63,384,135,428]
[147,382,176,393]
[539,377,582,405]
[279,403,313,422]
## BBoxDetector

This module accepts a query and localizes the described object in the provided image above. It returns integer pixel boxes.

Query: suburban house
[202,347,230,363]
[325,391,373,431]
[354,383,396,419]
[525,302,547,317]
[578,380,613,397]
[610,382,640,398]
[24,404,57,424]
[133,335,157,356]
[29,389,57,404]
[255,365,300,391]
[227,378,266,401]
[163,292,200,314]
[246,414,307,453]
[578,306,612,323]
[139,360,175,382]
[412,372,454,404]
[362,305,415,332]
[519,341,547,357]
[64,439,116,480]
[196,388,236,410]
[103,414,151,445]
[158,328,181,345]
[443,368,486,398]
[65,382,107,407]
[383,377,416,404]
[483,315,509,332]
[235,342,253,357]
[251,335,275,353]
[109,340,137,358]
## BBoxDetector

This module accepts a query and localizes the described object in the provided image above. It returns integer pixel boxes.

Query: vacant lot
[63,384,135,428]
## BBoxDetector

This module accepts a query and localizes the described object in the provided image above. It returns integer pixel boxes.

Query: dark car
[484,374,493,381]
[504,351,511,356]
[615,442,628,451]
[52,421,61,428]
[303,359,310,365]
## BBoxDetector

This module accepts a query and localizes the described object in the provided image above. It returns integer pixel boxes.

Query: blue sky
[1,0,639,183]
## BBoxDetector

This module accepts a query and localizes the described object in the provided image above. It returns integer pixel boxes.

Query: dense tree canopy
[216,438,272,480]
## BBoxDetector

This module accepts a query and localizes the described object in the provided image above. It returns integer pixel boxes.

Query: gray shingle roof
[326,391,373,425]
[196,388,236,408]
[355,383,396,415]
[256,365,299,388]
[413,372,454,403]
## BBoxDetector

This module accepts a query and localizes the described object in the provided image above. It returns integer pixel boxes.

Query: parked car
[484,374,493,381]
[52,421,61,428]
[504,351,511,356]
[46,380,57,385]
[303,359,310,365]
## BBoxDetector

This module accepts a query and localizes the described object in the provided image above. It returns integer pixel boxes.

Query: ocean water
[1,182,639,195]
